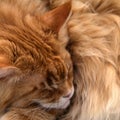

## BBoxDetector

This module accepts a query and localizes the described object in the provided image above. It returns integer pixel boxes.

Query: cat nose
[63,87,74,99]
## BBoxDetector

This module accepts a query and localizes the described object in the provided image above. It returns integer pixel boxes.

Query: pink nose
[63,87,74,99]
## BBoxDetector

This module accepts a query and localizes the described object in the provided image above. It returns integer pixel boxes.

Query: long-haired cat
[0,0,74,120]
[49,0,120,120]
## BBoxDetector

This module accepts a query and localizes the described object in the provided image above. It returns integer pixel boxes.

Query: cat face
[0,1,74,112]
[34,63,74,109]
[14,61,74,109]
[6,57,74,110]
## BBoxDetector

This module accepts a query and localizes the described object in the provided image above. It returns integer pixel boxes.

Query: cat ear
[42,1,72,33]
[0,56,20,79]
[0,66,20,79]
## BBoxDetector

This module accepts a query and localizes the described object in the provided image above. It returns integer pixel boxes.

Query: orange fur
[0,1,73,120]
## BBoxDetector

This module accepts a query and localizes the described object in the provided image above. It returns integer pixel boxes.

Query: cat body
[0,0,74,120]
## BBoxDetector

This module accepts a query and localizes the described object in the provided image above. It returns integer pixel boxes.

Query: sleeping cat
[0,0,74,120]
[49,0,120,120]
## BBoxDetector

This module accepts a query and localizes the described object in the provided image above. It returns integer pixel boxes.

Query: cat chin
[59,99,70,109]
[33,98,71,109]
[41,99,70,109]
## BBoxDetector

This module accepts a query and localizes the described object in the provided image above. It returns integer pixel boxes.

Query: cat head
[0,1,74,112]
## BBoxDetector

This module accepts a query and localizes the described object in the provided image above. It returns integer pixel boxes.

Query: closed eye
[52,84,58,89]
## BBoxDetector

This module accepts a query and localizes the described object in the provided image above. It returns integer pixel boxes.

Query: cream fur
[49,0,120,120]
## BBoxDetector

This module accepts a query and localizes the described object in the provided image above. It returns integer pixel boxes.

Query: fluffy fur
[0,1,74,120]
[49,0,120,120]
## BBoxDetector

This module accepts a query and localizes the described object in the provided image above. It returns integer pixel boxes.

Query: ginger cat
[0,0,74,120]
